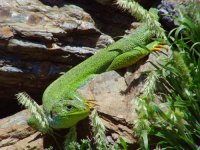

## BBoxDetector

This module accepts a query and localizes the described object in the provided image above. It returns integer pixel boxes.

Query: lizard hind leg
[106,41,169,71]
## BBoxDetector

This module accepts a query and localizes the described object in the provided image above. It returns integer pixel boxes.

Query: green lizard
[42,22,167,129]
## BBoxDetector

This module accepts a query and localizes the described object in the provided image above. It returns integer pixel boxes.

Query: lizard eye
[67,105,72,109]
[66,105,74,112]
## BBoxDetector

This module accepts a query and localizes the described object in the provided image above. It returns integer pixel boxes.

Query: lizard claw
[150,44,169,52]
[85,100,97,109]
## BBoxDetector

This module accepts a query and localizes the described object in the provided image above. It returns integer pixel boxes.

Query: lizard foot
[85,99,97,109]
[150,44,169,52]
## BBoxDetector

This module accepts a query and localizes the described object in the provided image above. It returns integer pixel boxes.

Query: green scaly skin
[42,23,164,129]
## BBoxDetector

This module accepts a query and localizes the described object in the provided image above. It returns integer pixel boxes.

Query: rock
[69,0,135,37]
[0,110,43,150]
[158,1,180,31]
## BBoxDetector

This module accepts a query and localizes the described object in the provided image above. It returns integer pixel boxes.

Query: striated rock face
[158,1,179,31]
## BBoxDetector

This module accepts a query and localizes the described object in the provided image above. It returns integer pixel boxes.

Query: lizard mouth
[48,110,90,129]
[50,105,90,119]
[50,109,89,118]
[50,105,76,118]
[50,99,96,119]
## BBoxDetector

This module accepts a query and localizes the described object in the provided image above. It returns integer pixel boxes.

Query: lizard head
[47,99,91,129]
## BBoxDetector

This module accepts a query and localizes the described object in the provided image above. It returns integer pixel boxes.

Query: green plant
[90,109,109,150]
[63,109,128,150]
[116,0,166,39]
[16,92,51,134]
[134,1,200,149]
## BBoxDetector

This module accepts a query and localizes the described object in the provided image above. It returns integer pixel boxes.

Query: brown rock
[0,110,43,150]
[0,26,14,39]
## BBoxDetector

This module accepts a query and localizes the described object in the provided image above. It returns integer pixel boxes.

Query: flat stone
[0,110,43,149]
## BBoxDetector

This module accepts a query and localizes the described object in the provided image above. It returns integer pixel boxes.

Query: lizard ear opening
[50,110,57,118]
